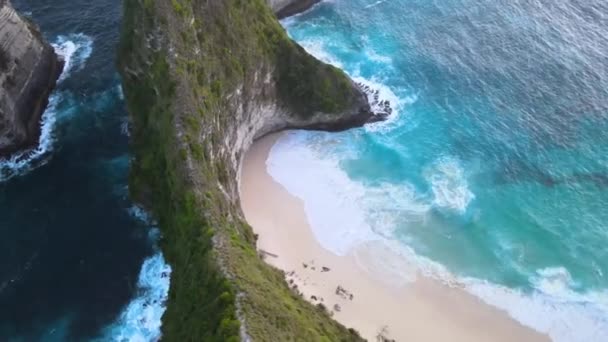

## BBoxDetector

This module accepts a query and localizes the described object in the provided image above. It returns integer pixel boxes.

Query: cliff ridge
[119,0,376,340]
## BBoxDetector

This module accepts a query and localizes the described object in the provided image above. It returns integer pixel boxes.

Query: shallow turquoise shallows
[269,1,608,340]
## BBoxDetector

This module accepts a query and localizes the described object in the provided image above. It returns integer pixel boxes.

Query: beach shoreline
[239,132,548,341]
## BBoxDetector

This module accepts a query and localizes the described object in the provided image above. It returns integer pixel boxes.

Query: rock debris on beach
[335,285,354,300]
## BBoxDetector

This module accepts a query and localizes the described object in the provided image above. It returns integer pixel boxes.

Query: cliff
[0,0,63,157]
[118,0,375,340]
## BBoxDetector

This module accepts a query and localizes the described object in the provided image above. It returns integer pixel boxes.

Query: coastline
[240,133,549,342]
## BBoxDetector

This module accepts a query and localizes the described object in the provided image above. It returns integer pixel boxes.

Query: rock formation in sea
[268,0,322,19]
[118,0,376,340]
[0,0,63,157]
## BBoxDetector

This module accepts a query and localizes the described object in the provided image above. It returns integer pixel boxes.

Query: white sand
[240,133,548,342]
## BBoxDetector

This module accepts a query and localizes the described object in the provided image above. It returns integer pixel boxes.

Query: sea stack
[0,0,63,157]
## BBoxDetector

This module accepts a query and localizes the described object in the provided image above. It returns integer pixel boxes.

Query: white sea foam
[352,75,416,133]
[0,34,94,182]
[117,84,125,100]
[128,205,155,226]
[292,37,416,133]
[267,132,608,340]
[52,34,94,82]
[425,156,475,213]
[0,94,58,181]
[267,131,377,255]
[100,252,172,342]
[365,48,393,64]
[121,118,131,137]
[364,0,391,9]
[465,268,608,342]
[296,39,345,69]
[98,206,170,342]
[268,131,433,253]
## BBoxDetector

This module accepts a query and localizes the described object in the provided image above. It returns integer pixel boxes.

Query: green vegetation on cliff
[118,0,367,340]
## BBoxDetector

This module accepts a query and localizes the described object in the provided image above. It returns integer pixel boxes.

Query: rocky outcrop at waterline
[118,0,378,340]
[0,0,63,157]
[268,0,322,19]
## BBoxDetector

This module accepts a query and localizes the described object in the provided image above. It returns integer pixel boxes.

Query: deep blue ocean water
[269,1,608,340]
[0,1,170,341]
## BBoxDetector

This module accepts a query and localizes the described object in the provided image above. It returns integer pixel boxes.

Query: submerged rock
[0,0,63,157]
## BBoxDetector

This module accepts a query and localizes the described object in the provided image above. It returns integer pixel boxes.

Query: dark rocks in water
[321,266,330,272]
[356,82,394,123]
[272,0,322,19]
[0,0,63,158]
[368,112,390,123]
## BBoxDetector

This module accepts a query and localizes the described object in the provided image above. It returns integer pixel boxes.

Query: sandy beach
[240,133,548,342]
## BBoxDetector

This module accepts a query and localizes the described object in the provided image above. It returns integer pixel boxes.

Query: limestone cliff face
[119,0,370,340]
[0,0,63,157]
[267,0,321,19]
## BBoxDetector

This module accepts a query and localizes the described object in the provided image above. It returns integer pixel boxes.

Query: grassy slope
[118,0,365,341]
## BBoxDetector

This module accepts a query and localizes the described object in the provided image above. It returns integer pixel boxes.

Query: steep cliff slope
[118,0,374,340]
[0,0,63,157]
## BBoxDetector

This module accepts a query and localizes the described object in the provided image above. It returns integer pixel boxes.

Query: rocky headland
[118,0,381,340]
[0,0,63,157]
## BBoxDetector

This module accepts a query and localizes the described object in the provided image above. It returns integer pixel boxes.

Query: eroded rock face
[0,0,63,157]
[118,0,376,340]
[268,0,321,19]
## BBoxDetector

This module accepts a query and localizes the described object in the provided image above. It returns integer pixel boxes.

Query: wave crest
[466,268,608,342]
[52,34,94,82]
[98,252,171,342]
[425,156,475,213]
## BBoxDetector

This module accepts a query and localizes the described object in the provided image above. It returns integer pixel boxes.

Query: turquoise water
[270,1,608,340]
